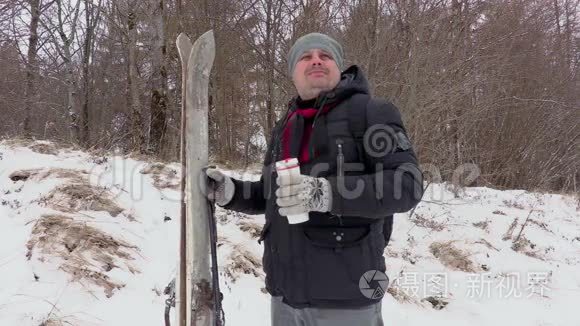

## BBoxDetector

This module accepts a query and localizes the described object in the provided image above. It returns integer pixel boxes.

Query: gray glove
[275,173,332,217]
[205,167,235,206]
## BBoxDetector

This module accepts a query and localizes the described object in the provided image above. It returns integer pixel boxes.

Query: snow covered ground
[0,139,579,326]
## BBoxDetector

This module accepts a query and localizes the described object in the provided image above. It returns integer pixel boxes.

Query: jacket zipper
[337,140,344,177]
[336,140,344,226]
[308,95,329,159]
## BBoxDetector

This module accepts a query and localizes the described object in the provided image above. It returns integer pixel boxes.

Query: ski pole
[205,165,225,326]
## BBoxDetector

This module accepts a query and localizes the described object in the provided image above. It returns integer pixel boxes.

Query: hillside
[0,139,579,326]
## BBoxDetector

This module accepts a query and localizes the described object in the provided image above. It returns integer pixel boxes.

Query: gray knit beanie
[287,33,344,76]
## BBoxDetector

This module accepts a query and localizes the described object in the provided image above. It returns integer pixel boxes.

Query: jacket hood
[329,65,370,102]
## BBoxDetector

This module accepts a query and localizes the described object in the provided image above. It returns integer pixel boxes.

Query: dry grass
[218,211,249,224]
[29,142,58,155]
[223,245,262,282]
[1,137,43,149]
[421,296,449,310]
[9,168,129,219]
[217,235,230,248]
[140,163,179,190]
[472,220,490,231]
[502,218,518,241]
[39,318,72,326]
[60,264,126,298]
[26,214,139,297]
[503,199,525,210]
[411,214,445,231]
[9,168,89,183]
[511,236,545,260]
[529,218,553,234]
[236,221,263,239]
[385,247,399,258]
[429,241,478,273]
[386,281,420,305]
[511,236,532,251]
[38,317,88,326]
[41,182,124,217]
[0,138,76,155]
[474,238,500,252]
[400,249,419,265]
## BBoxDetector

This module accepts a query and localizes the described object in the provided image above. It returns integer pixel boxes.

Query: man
[205,33,423,326]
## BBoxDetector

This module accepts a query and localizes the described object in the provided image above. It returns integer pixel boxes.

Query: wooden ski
[175,30,216,326]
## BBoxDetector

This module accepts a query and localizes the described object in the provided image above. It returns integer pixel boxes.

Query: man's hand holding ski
[205,167,234,206]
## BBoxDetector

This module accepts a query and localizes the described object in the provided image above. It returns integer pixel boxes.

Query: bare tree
[43,0,82,142]
[79,0,102,147]
[23,0,41,137]
[125,0,146,153]
[148,0,168,154]
[1,0,577,193]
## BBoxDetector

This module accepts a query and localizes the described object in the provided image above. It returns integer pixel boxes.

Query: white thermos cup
[275,158,309,224]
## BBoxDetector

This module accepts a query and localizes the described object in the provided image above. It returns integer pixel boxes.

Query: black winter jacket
[223,65,423,308]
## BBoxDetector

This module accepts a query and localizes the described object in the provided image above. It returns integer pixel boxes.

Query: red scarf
[281,104,334,163]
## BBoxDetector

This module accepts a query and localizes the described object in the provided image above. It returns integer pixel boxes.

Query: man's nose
[310,53,324,65]
[310,57,323,66]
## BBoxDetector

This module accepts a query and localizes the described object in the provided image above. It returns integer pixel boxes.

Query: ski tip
[197,30,215,49]
[187,29,216,70]
[200,30,214,40]
[176,33,193,64]
[177,33,191,46]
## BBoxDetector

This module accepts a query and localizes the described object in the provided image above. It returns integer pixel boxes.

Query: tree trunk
[127,4,145,153]
[55,0,82,143]
[264,0,275,138]
[80,0,100,147]
[65,44,80,142]
[24,0,41,137]
[149,0,168,155]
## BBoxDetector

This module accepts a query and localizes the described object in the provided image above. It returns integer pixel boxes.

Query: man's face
[292,48,341,100]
